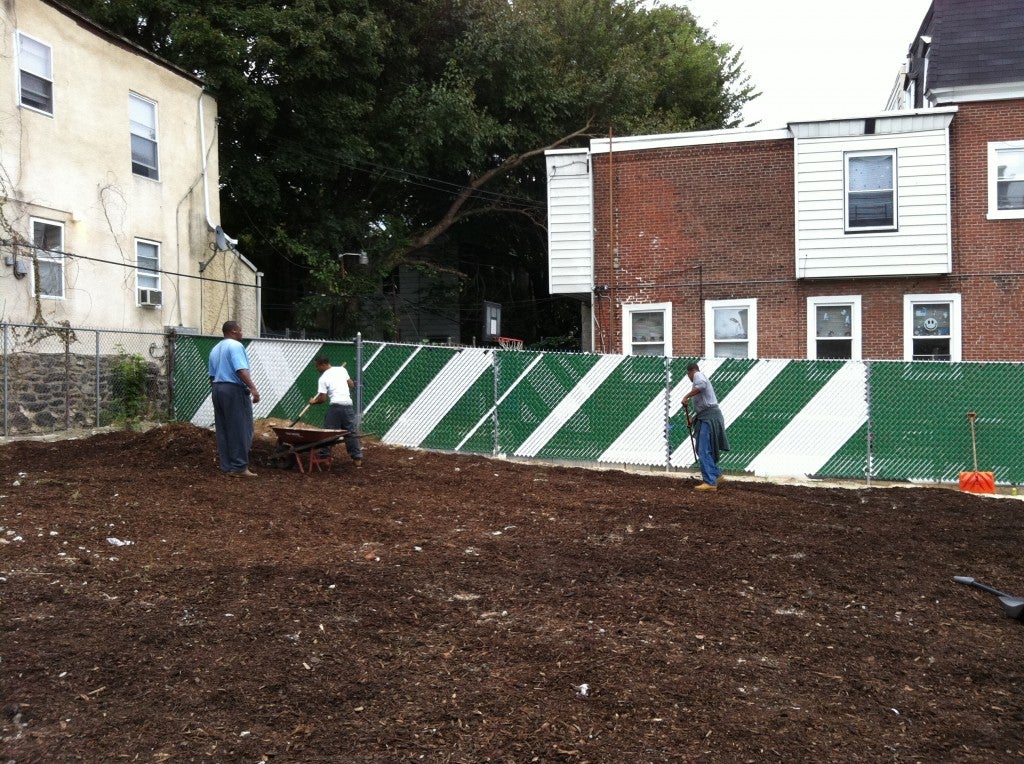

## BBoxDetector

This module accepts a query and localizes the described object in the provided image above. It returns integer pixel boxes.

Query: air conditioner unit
[139,288,162,307]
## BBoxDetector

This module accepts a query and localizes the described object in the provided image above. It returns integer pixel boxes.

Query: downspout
[198,91,216,231]
[198,91,214,333]
[198,92,264,336]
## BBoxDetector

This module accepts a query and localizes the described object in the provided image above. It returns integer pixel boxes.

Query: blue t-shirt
[208,338,251,385]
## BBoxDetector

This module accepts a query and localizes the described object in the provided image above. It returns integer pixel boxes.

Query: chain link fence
[14,326,1023,488]
[0,323,171,436]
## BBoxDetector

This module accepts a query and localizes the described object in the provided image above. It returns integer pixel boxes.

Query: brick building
[545,0,1024,361]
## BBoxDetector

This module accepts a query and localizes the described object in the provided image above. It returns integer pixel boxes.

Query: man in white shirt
[308,356,364,466]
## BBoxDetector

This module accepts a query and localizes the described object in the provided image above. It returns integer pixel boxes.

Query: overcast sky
[658,0,934,127]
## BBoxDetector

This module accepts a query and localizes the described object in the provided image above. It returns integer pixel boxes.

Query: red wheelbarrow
[269,426,347,474]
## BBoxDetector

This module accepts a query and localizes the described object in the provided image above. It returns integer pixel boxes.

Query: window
[130,94,159,180]
[136,239,160,294]
[705,299,757,359]
[17,33,53,114]
[845,150,897,231]
[987,141,1024,219]
[904,294,961,361]
[31,219,64,298]
[807,296,861,360]
[623,302,671,356]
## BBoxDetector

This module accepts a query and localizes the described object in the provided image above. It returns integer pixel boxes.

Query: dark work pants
[212,383,254,472]
[321,403,363,459]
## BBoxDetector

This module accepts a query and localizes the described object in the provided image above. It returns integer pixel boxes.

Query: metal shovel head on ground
[954,576,1024,620]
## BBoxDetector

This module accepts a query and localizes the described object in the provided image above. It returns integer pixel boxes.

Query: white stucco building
[0,0,260,335]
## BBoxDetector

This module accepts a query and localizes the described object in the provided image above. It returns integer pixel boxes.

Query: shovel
[288,403,311,427]
[953,576,1024,620]
[959,412,995,494]
[683,401,698,462]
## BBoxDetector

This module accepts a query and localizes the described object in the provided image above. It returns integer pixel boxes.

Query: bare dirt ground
[2,421,1023,763]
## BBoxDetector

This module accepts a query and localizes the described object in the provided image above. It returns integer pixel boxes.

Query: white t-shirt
[317,365,353,405]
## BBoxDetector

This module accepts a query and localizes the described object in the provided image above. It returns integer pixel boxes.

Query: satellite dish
[214,225,237,251]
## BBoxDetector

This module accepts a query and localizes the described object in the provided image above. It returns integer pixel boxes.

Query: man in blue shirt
[208,320,261,477]
[681,362,729,491]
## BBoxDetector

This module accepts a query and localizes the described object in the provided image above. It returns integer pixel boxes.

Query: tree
[65,0,755,342]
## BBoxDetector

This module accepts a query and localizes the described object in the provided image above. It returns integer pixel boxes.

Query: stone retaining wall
[0,352,169,434]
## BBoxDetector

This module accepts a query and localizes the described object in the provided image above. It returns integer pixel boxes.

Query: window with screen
[623,303,671,356]
[32,219,64,298]
[705,299,757,358]
[130,94,159,180]
[904,294,961,361]
[18,33,53,114]
[988,141,1024,219]
[807,296,861,360]
[846,150,897,231]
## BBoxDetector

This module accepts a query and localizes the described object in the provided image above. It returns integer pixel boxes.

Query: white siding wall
[794,113,954,279]
[546,149,593,295]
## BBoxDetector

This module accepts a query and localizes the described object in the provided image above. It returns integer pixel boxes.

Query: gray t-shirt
[690,371,719,414]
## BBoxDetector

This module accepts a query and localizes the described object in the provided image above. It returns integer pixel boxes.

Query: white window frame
[129,93,160,180]
[987,140,1024,219]
[806,295,862,360]
[903,293,961,362]
[17,32,53,115]
[705,298,757,359]
[30,217,64,299]
[844,149,898,232]
[135,239,161,299]
[622,302,672,356]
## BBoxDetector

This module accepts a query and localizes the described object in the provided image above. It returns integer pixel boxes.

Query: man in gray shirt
[681,362,729,491]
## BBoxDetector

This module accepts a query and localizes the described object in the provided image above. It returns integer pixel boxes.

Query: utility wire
[240,133,545,210]
[3,240,258,289]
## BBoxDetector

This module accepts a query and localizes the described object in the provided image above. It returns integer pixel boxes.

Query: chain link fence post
[664,356,673,471]
[355,332,363,433]
[864,360,874,485]
[492,347,500,457]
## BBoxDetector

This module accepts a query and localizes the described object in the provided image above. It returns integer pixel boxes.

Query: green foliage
[107,350,151,431]
[63,0,756,342]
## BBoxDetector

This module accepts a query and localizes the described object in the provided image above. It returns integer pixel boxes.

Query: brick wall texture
[591,99,1024,360]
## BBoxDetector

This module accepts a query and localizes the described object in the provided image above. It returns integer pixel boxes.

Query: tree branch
[406,120,593,254]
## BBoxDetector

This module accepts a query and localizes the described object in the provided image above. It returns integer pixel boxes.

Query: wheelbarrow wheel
[267,446,297,470]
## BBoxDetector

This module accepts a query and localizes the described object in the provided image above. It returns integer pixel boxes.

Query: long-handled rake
[953,576,1024,620]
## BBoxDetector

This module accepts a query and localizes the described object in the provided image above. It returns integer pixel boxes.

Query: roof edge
[41,0,206,88]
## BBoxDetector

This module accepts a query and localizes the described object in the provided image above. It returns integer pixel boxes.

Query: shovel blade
[955,576,1024,621]
[959,470,995,494]
[999,597,1024,620]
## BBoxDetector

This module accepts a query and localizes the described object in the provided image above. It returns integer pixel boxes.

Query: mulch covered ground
[2,422,1023,763]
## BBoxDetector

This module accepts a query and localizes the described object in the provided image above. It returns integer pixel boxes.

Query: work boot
[694,482,717,491]
[353,458,363,468]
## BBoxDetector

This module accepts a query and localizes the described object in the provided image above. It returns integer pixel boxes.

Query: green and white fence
[174,336,1024,487]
